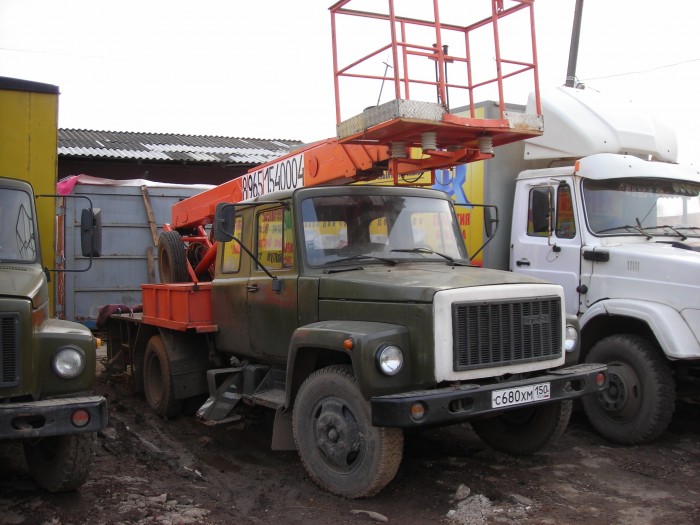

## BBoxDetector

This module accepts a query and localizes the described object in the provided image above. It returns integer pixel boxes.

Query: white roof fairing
[524,86,679,163]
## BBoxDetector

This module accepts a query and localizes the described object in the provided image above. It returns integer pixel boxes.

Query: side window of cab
[555,184,576,239]
[257,207,294,270]
[527,187,552,237]
[221,215,243,273]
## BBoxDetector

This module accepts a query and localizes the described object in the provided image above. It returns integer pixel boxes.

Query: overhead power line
[583,58,700,81]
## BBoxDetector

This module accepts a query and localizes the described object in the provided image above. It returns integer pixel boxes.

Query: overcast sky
[1,0,699,163]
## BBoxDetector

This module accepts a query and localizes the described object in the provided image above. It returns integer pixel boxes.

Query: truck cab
[0,177,107,491]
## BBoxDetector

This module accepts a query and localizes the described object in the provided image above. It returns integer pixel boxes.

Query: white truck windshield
[583,177,700,238]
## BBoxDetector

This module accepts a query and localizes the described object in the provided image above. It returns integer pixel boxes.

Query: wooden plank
[146,246,155,284]
[140,185,159,246]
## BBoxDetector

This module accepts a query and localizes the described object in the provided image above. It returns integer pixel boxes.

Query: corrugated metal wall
[59,180,210,327]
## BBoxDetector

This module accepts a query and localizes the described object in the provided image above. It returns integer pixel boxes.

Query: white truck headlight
[565,325,579,353]
[376,344,403,376]
[53,346,86,379]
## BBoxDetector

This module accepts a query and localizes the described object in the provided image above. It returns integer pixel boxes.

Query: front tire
[143,335,183,419]
[24,432,95,492]
[471,400,572,455]
[292,365,403,498]
[582,334,675,445]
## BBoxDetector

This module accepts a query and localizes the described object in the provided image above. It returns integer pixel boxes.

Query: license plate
[491,382,550,408]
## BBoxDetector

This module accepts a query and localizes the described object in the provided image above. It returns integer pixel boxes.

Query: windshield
[582,177,700,238]
[0,187,38,263]
[301,193,468,266]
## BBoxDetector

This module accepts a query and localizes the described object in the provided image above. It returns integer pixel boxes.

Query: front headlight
[565,325,579,353]
[52,346,86,379]
[376,344,403,376]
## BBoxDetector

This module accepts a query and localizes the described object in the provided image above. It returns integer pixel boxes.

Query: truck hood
[318,263,548,303]
[0,263,48,306]
[587,240,700,309]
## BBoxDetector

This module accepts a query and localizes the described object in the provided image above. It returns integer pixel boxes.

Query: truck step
[196,368,244,423]
[251,388,285,409]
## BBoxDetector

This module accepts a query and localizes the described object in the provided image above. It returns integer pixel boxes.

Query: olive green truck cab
[0,177,107,491]
[105,184,607,498]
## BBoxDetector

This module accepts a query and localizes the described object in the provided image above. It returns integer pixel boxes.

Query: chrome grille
[452,297,561,371]
[1,313,20,387]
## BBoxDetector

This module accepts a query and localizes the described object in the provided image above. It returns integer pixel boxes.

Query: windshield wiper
[673,226,700,236]
[596,224,652,239]
[391,247,470,266]
[325,254,398,266]
[640,225,688,240]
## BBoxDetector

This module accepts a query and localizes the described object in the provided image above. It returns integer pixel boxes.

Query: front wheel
[23,432,95,492]
[471,400,572,455]
[582,334,675,445]
[292,365,403,498]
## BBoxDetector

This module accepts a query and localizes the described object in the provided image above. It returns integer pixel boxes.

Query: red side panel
[142,283,217,332]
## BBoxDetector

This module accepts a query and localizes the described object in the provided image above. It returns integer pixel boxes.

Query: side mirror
[213,203,236,242]
[483,205,498,239]
[80,208,102,257]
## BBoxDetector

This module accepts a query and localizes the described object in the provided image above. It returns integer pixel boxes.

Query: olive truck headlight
[52,346,86,379]
[376,344,403,376]
[565,324,579,353]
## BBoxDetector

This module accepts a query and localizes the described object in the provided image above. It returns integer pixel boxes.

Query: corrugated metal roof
[58,129,305,164]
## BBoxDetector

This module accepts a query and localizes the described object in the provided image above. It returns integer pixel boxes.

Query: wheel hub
[312,398,363,470]
[597,362,641,420]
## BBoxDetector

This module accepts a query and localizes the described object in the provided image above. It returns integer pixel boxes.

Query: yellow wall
[0,80,59,313]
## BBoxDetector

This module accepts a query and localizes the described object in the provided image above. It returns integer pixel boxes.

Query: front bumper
[0,395,108,439]
[371,363,607,427]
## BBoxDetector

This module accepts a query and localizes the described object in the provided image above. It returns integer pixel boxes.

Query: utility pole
[566,0,585,87]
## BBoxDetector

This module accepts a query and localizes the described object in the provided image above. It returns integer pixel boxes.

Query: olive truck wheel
[143,335,183,419]
[23,432,95,492]
[292,365,403,498]
[158,230,188,283]
[471,400,572,455]
[582,334,675,445]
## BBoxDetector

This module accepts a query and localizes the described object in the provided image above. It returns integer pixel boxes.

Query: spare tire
[158,230,188,283]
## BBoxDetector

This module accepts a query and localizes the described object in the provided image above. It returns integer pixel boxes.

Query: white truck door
[511,179,582,316]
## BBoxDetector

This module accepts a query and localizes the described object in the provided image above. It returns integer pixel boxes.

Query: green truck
[100,2,606,497]
[0,176,107,491]
[104,182,608,498]
[1,76,107,492]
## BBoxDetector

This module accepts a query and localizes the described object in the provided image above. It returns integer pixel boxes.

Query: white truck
[452,86,700,445]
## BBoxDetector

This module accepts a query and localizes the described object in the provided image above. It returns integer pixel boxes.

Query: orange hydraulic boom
[162,0,543,284]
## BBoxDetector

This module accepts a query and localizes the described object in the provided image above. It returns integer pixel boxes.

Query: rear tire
[158,230,188,283]
[471,400,572,455]
[582,334,675,444]
[143,335,183,418]
[292,365,403,498]
[24,432,95,492]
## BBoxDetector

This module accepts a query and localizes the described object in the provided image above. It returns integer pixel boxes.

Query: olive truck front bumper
[0,395,108,439]
[371,363,607,427]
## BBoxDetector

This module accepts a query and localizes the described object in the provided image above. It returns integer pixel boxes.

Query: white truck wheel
[582,334,675,444]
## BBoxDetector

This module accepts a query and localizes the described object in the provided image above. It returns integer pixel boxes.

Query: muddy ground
[2,361,700,525]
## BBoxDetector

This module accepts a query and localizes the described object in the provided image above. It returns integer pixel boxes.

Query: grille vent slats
[1,314,20,387]
[452,298,561,371]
